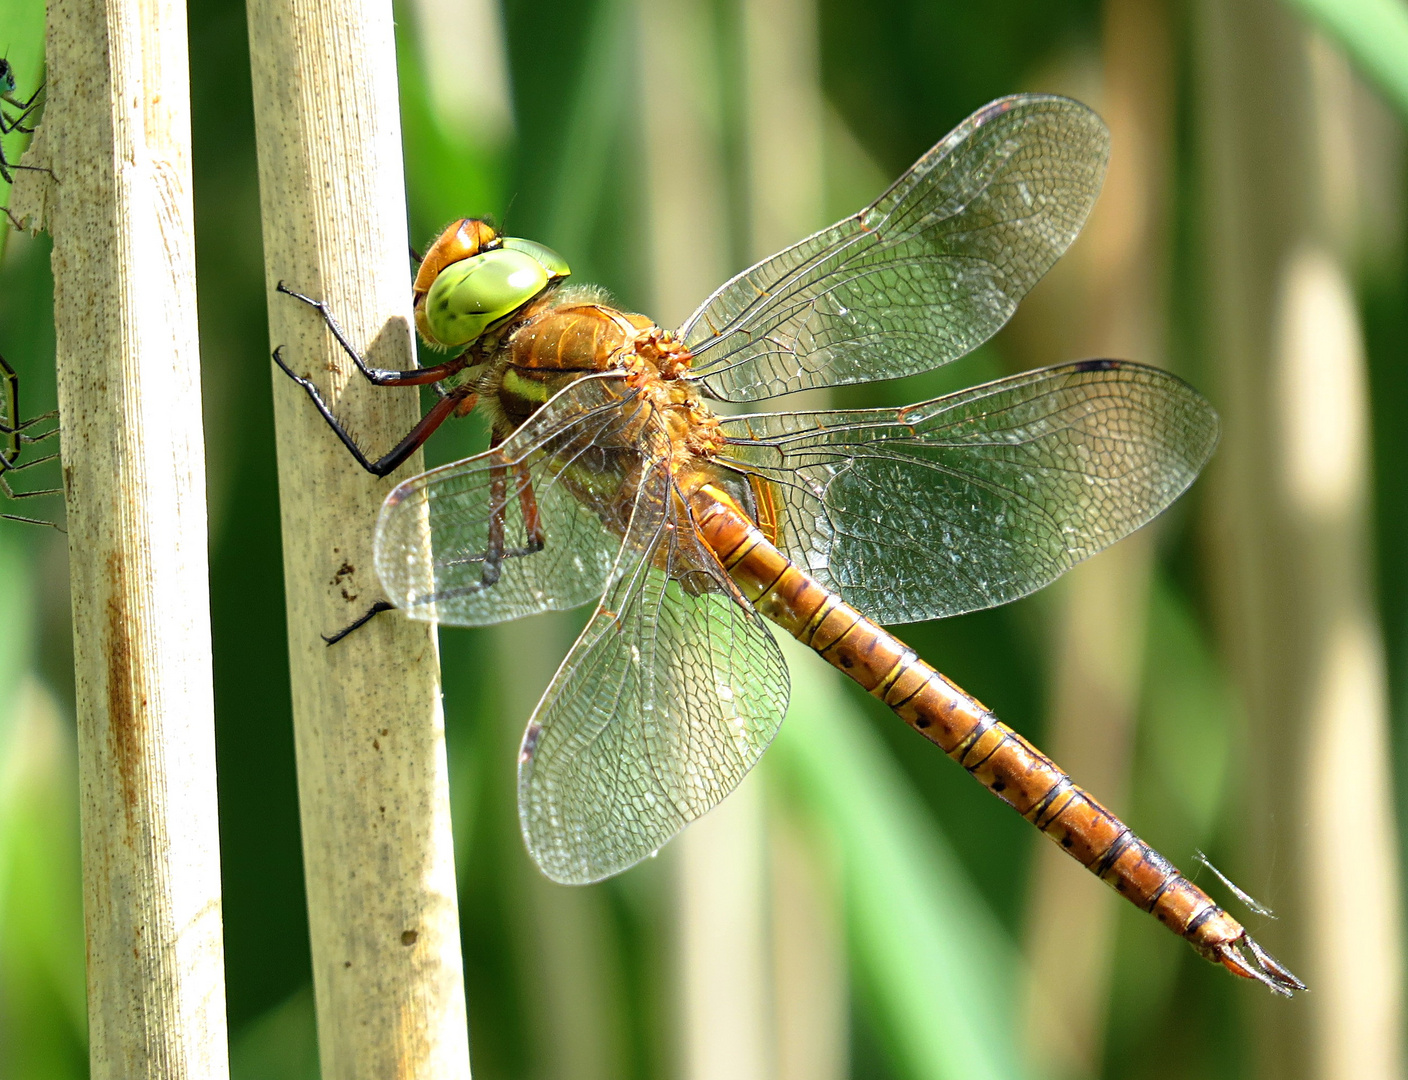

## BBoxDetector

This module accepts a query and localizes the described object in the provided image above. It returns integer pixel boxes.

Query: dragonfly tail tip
[1216,932,1307,996]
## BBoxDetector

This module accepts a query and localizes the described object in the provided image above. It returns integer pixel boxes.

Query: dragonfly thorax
[483,292,717,458]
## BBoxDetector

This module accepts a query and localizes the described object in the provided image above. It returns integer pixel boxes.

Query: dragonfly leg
[323,600,397,647]
[427,455,545,598]
[483,451,546,582]
[482,461,511,587]
[272,345,473,477]
[324,459,543,644]
[275,282,470,387]
[514,461,546,552]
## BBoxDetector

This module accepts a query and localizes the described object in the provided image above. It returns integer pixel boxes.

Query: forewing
[681,95,1109,401]
[375,374,652,626]
[518,456,789,884]
[718,361,1218,624]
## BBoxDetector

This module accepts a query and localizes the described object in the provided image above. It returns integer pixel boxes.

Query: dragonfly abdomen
[690,482,1303,995]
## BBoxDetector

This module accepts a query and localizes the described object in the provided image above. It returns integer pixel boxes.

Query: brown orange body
[446,270,1299,992]
[688,480,1292,985]
[480,296,655,432]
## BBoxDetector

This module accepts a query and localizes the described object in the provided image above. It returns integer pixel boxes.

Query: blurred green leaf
[1283,0,1408,122]
[771,641,1027,1080]
[229,987,320,1080]
[0,530,85,1078]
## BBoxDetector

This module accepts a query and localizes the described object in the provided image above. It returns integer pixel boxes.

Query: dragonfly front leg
[272,346,475,477]
[275,282,469,388]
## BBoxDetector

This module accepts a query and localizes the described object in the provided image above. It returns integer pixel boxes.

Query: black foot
[324,600,396,646]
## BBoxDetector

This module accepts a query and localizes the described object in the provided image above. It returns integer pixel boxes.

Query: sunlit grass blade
[1282,0,1408,120]
[769,641,1027,1080]
[0,532,86,1078]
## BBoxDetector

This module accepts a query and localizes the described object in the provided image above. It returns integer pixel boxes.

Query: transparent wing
[680,95,1109,401]
[375,373,656,626]
[717,361,1218,624]
[518,452,789,885]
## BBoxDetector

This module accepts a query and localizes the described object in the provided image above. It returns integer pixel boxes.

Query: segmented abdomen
[690,482,1251,965]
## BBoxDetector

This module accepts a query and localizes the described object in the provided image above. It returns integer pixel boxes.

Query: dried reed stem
[10,0,228,1072]
[245,0,471,1072]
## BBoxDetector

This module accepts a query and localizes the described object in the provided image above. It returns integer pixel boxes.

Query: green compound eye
[424,248,551,347]
[500,237,571,280]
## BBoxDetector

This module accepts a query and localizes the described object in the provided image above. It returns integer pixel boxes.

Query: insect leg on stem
[319,452,546,646]
[272,283,477,477]
[0,352,62,528]
[275,282,471,390]
[0,58,55,211]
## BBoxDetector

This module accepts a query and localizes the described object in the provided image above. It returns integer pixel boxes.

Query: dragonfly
[273,94,1304,995]
[0,351,61,527]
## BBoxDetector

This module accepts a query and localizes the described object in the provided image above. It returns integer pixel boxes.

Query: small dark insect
[0,352,61,528]
[0,58,50,229]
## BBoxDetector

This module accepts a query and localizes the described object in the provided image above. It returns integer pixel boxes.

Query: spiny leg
[272,346,474,477]
[1,510,60,528]
[1,351,58,430]
[0,451,60,484]
[0,94,43,135]
[0,151,54,188]
[3,416,60,438]
[275,282,469,387]
[0,64,45,126]
[1,457,62,529]
[0,353,60,466]
[0,72,53,182]
[324,461,548,646]
[514,461,546,552]
[0,427,60,473]
[323,600,396,647]
[0,353,61,512]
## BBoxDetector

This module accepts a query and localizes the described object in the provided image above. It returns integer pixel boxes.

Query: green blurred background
[1,0,1405,1077]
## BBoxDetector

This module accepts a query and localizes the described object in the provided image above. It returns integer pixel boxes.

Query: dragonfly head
[0,59,15,100]
[414,218,571,349]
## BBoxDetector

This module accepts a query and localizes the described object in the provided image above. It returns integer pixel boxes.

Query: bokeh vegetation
[1,0,1404,1077]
